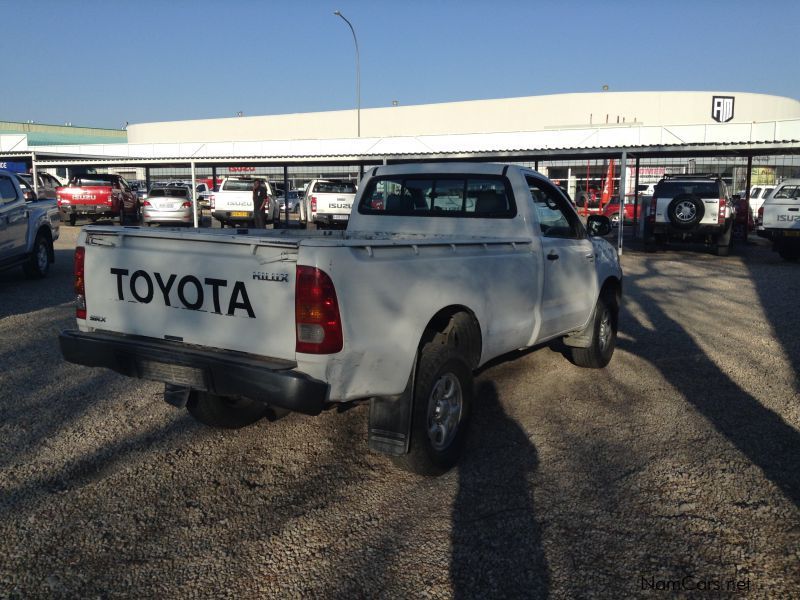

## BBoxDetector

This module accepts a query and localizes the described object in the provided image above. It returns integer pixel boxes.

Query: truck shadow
[450,381,550,598]
[618,265,800,508]
[0,248,74,319]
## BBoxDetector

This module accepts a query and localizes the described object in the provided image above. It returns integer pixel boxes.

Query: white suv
[644,174,735,256]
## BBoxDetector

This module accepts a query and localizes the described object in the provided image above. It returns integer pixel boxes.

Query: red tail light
[74,246,86,319]
[143,200,152,207]
[718,198,726,224]
[295,266,342,354]
[181,201,192,208]
[758,206,764,218]
[310,196,317,213]
[647,196,657,224]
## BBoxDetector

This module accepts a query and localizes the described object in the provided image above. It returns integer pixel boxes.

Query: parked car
[759,178,800,260]
[143,186,194,226]
[58,162,621,476]
[644,174,735,256]
[0,169,60,278]
[748,184,776,218]
[601,195,637,226]
[301,179,357,228]
[56,174,139,226]
[17,172,61,202]
[211,177,279,227]
[278,190,301,214]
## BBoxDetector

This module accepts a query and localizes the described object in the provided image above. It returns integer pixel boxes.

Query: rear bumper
[212,210,253,223]
[143,209,192,223]
[60,204,115,217]
[313,213,350,227]
[59,330,329,415]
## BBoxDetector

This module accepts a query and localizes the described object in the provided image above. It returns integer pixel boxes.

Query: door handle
[585,252,595,260]
[547,251,559,261]
[788,208,799,212]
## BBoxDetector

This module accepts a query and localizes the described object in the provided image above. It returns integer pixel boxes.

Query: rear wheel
[186,391,268,429]
[777,240,800,261]
[23,233,51,279]
[715,220,733,256]
[68,213,77,226]
[393,342,473,476]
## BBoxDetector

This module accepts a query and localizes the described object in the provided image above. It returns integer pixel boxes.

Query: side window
[0,176,19,203]
[527,177,583,239]
[774,185,800,200]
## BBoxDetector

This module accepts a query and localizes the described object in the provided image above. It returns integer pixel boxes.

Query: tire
[570,291,618,369]
[68,213,77,226]
[23,234,51,279]
[667,194,704,229]
[393,342,474,476]
[777,240,800,261]
[715,220,733,256]
[186,391,268,429]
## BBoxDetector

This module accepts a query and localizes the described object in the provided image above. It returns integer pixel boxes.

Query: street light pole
[333,10,360,137]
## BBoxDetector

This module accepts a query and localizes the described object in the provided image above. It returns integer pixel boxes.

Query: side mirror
[587,214,612,237]
[23,190,37,202]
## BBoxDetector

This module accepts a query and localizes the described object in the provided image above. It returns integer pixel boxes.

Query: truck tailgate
[57,186,112,206]
[82,229,298,362]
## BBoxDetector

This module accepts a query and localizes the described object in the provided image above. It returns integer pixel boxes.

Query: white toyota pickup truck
[59,163,622,475]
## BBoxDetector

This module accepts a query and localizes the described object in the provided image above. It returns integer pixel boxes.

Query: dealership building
[1,90,799,200]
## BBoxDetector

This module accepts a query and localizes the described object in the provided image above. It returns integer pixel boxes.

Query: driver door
[0,174,28,260]
[527,175,598,340]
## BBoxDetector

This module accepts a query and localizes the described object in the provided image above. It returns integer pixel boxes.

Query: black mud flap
[368,368,415,456]
[164,384,191,407]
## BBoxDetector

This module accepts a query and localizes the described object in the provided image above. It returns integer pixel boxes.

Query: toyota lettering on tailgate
[109,268,255,318]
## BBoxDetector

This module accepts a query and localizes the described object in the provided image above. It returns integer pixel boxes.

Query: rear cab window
[358,175,516,218]
[316,181,357,194]
[654,181,720,198]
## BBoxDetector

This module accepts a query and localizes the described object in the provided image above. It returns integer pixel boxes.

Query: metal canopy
[22,139,800,169]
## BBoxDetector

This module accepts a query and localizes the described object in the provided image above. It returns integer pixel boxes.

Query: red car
[57,174,139,226]
[601,195,637,225]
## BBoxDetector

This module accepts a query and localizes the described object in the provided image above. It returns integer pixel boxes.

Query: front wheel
[570,292,618,369]
[23,234,51,279]
[186,391,268,429]
[394,343,473,476]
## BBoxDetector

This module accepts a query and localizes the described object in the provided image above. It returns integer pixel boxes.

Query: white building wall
[127,91,800,144]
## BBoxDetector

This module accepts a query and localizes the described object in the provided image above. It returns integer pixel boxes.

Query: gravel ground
[1,227,798,598]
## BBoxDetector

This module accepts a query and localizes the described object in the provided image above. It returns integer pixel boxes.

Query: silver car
[278,190,301,214]
[143,186,194,226]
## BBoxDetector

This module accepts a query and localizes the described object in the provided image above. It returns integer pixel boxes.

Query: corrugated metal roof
[4,119,800,165]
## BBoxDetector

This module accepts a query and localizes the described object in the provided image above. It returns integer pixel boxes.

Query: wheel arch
[35,225,55,262]
[418,305,482,369]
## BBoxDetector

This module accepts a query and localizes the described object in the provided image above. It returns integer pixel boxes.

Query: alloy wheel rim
[598,309,611,351]
[36,242,48,271]
[675,200,696,222]
[426,372,463,451]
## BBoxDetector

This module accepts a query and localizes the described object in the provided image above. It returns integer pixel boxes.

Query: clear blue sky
[3,0,798,129]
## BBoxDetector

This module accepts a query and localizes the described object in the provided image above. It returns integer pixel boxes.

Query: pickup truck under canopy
[59,163,622,475]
